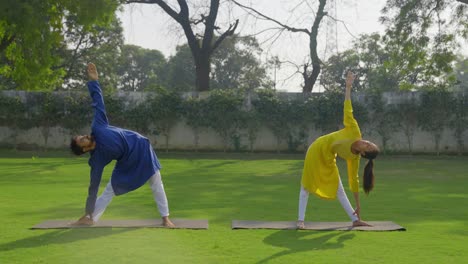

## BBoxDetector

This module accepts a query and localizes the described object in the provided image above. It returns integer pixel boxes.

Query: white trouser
[298,177,358,222]
[92,170,170,222]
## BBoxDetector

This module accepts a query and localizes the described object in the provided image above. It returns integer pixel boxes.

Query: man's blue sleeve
[85,153,112,215]
[88,81,109,126]
[85,165,104,215]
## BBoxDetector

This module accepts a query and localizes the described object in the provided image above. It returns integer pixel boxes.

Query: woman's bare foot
[296,220,305,229]
[87,63,99,81]
[352,220,372,227]
[162,216,175,228]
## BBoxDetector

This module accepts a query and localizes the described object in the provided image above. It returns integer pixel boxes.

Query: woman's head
[352,140,380,194]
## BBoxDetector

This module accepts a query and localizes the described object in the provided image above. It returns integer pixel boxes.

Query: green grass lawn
[0,150,467,264]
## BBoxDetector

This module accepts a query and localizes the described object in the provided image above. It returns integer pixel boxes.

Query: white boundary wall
[0,90,466,153]
[0,123,466,153]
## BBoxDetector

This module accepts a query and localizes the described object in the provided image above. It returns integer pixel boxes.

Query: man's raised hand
[87,63,99,81]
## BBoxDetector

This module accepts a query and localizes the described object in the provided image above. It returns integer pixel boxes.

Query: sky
[115,0,449,92]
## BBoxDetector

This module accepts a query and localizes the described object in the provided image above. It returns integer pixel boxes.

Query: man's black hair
[70,137,85,156]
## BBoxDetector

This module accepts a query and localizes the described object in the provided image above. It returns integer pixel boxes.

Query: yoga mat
[32,219,208,229]
[232,220,405,231]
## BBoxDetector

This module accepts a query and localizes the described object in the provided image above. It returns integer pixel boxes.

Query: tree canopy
[0,0,119,90]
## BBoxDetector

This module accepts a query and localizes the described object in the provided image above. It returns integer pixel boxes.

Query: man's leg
[336,177,359,222]
[297,186,309,228]
[148,170,174,227]
[92,181,115,222]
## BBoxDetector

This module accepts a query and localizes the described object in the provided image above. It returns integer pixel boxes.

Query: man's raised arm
[87,63,108,126]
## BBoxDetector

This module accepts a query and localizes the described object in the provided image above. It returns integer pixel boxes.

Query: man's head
[70,135,95,155]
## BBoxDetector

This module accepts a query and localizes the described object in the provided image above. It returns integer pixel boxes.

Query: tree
[453,57,468,92]
[181,97,210,151]
[284,97,315,152]
[165,35,270,91]
[0,0,118,90]
[147,90,183,152]
[204,89,246,152]
[0,93,28,149]
[243,109,260,152]
[253,90,290,153]
[124,0,239,91]
[382,1,468,41]
[312,91,343,133]
[62,93,91,136]
[395,94,419,154]
[211,35,270,90]
[123,101,153,136]
[59,16,124,90]
[163,44,196,92]
[367,93,398,154]
[321,33,402,93]
[320,49,361,92]
[29,93,64,151]
[449,92,468,155]
[117,45,167,91]
[418,88,453,155]
[380,0,465,91]
[102,92,126,127]
[232,0,328,93]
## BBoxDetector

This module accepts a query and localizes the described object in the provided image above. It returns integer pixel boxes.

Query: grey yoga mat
[232,220,405,231]
[32,219,209,229]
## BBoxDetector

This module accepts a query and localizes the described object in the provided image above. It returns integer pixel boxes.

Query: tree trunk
[405,131,413,154]
[164,132,170,153]
[193,127,200,152]
[42,126,50,152]
[302,0,326,94]
[125,0,237,92]
[12,127,19,151]
[381,137,388,155]
[434,133,441,156]
[195,57,211,92]
[276,137,281,154]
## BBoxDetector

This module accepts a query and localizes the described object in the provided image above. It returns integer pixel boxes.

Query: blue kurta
[85,81,161,215]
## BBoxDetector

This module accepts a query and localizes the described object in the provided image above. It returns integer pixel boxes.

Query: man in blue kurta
[70,63,175,227]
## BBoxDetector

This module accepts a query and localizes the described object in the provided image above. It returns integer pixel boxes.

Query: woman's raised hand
[345,71,355,88]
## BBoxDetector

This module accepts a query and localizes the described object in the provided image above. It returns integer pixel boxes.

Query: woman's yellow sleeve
[343,99,358,128]
[347,159,360,193]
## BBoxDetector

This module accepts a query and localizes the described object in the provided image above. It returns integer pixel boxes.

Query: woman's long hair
[362,150,379,194]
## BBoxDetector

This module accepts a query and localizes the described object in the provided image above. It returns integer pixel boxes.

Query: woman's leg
[336,177,359,222]
[298,186,309,221]
[148,170,170,217]
[92,180,115,222]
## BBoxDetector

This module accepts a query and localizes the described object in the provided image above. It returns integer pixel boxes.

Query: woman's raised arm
[345,71,355,101]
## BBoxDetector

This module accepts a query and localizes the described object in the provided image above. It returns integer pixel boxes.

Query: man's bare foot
[352,220,372,227]
[162,216,175,228]
[87,63,99,81]
[71,215,94,226]
[296,220,305,229]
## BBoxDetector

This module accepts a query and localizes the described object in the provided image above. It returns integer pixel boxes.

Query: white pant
[92,170,170,222]
[298,177,358,222]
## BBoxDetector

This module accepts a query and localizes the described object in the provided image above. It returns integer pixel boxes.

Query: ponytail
[363,159,374,194]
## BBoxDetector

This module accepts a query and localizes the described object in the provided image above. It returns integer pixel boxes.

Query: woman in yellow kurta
[297,72,379,229]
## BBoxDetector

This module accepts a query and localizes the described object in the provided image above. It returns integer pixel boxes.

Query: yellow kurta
[301,99,361,200]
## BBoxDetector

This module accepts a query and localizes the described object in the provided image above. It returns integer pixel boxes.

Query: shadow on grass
[0,228,134,252]
[257,230,355,264]
[13,203,83,219]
